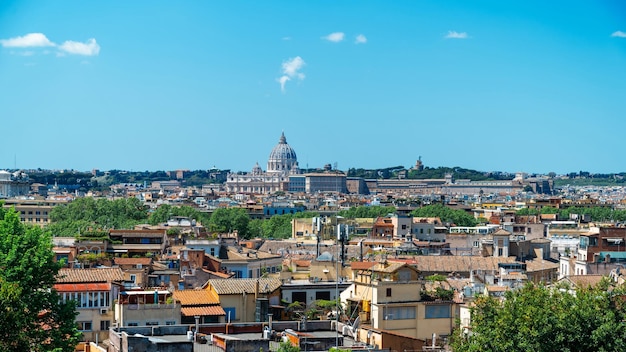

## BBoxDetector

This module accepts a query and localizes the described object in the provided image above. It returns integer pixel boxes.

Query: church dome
[267,132,298,174]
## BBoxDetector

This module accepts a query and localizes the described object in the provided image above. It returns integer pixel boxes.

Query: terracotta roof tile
[181,306,226,317]
[56,268,124,283]
[53,283,111,292]
[413,256,517,273]
[173,289,220,305]
[351,261,376,270]
[113,257,153,265]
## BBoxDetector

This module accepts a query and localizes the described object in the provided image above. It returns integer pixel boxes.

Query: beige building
[54,268,124,343]
[2,198,68,227]
[345,262,457,347]
[206,278,282,323]
[115,289,181,327]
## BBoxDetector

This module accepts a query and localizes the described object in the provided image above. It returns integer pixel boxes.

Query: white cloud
[445,31,469,39]
[611,30,626,38]
[322,32,345,43]
[0,33,55,47]
[1,33,101,57]
[355,34,367,44]
[58,38,100,56]
[277,56,305,93]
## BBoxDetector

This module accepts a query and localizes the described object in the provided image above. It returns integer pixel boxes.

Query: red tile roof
[173,289,220,305]
[113,257,153,265]
[181,306,226,317]
[53,283,111,292]
[350,261,376,270]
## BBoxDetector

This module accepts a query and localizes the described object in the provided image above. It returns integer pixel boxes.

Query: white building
[225,132,300,194]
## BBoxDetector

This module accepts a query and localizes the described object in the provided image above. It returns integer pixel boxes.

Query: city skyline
[1,1,625,174]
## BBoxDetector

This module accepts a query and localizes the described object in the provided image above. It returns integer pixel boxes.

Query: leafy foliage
[411,204,477,227]
[337,205,397,219]
[276,341,301,352]
[450,281,626,352]
[246,212,318,239]
[148,204,210,225]
[208,208,250,238]
[559,206,626,223]
[0,207,80,351]
[47,197,149,236]
[408,167,513,181]
[515,208,540,216]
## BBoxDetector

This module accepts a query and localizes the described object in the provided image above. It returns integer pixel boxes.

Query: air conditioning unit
[100,308,108,315]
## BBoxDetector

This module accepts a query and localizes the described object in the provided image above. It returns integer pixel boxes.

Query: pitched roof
[413,255,517,273]
[562,275,605,288]
[53,283,111,292]
[113,257,153,265]
[56,268,124,283]
[181,306,226,317]
[109,229,166,238]
[173,289,220,305]
[207,278,282,295]
[350,261,376,270]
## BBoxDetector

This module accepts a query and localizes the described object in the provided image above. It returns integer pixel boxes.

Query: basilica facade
[225,132,300,194]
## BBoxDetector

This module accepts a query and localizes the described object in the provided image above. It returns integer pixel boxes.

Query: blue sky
[1,1,625,174]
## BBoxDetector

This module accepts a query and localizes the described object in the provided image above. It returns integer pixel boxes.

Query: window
[100,320,111,331]
[386,288,392,297]
[166,321,176,326]
[77,321,92,331]
[127,322,138,327]
[425,304,451,319]
[146,321,159,326]
[383,306,415,320]
[130,274,136,283]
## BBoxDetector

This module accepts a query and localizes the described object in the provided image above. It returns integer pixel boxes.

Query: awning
[599,252,626,259]
[181,306,226,316]
[121,290,170,295]
[54,283,111,292]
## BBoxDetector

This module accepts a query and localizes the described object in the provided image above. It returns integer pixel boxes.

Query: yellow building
[345,262,457,348]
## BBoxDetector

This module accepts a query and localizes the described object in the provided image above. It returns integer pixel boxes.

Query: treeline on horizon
[17,167,626,192]
[41,198,482,239]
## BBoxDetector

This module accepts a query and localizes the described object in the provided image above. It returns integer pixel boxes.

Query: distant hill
[347,166,515,181]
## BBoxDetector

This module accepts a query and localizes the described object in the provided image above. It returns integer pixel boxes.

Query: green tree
[276,341,300,352]
[540,206,559,214]
[148,204,210,226]
[450,281,626,352]
[515,208,539,216]
[337,205,396,219]
[208,208,250,238]
[0,207,80,351]
[261,214,294,239]
[411,204,477,227]
[47,197,150,236]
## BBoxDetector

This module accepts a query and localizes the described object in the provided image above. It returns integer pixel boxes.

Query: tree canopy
[0,206,80,351]
[47,197,149,236]
[411,204,477,227]
[148,204,210,226]
[450,281,626,352]
[337,205,397,219]
[208,208,250,237]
